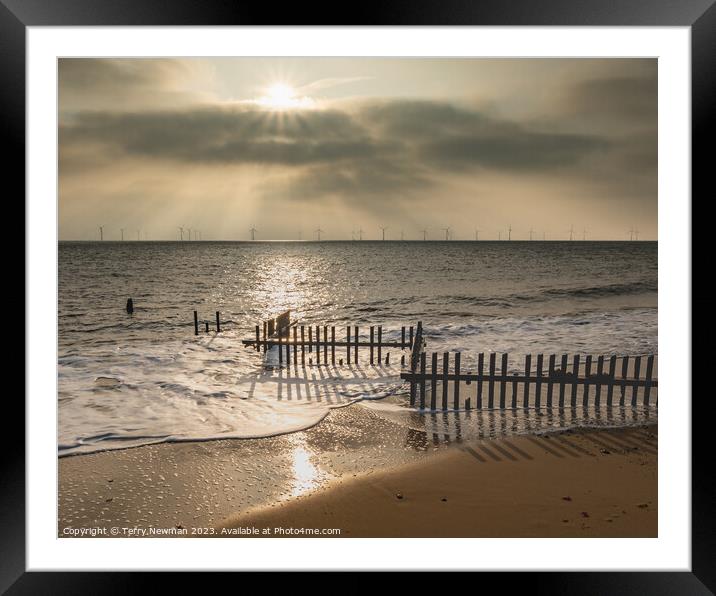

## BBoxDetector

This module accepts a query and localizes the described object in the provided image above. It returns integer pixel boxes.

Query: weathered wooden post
[316,326,321,365]
[301,325,306,365]
[558,354,568,408]
[331,326,336,365]
[293,326,298,366]
[523,354,532,409]
[631,356,642,407]
[255,325,260,352]
[500,353,508,409]
[216,311,221,332]
[606,355,617,406]
[571,355,580,408]
[324,325,328,363]
[488,353,496,409]
[454,351,461,410]
[346,326,351,365]
[620,356,629,406]
[442,352,449,411]
[377,326,382,363]
[419,352,427,409]
[430,352,438,411]
[477,353,485,409]
[205,320,209,333]
[583,355,592,407]
[546,355,556,408]
[370,326,375,364]
[595,355,604,407]
[194,311,199,336]
[535,354,543,409]
[643,355,655,405]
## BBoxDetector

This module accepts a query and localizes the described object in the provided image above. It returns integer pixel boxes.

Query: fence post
[263,321,268,353]
[511,372,518,409]
[595,356,604,408]
[194,311,199,336]
[324,325,328,364]
[546,355,556,408]
[308,326,313,354]
[294,327,298,367]
[255,325,260,352]
[354,325,359,364]
[316,326,321,365]
[488,353,496,409]
[523,354,531,409]
[370,326,375,364]
[419,352,427,410]
[643,355,654,405]
[301,325,306,366]
[430,352,438,411]
[453,352,461,410]
[205,320,209,333]
[442,352,449,411]
[346,326,351,365]
[558,354,568,408]
[583,355,592,408]
[631,356,642,406]
[606,355,617,406]
[619,356,629,406]
[216,311,220,333]
[535,354,543,409]
[377,326,382,364]
[278,331,282,365]
[499,353,508,409]
[477,353,484,409]
[571,355,580,408]
[331,326,336,365]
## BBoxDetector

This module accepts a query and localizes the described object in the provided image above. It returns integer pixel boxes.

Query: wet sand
[219,425,657,538]
[59,399,656,538]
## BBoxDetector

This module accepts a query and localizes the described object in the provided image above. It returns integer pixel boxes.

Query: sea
[58,241,657,456]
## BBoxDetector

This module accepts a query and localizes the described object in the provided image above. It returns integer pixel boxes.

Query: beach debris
[105,498,113,502]
[561,496,572,501]
[580,511,590,518]
[396,492,404,500]
[599,448,611,455]
[637,503,649,509]
[441,497,448,502]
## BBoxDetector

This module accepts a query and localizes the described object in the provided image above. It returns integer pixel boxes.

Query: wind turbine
[187,228,192,241]
[529,227,534,241]
[136,229,140,241]
[250,226,257,241]
[178,227,184,241]
[380,226,388,241]
[508,224,512,241]
[400,229,404,241]
[358,227,363,241]
[420,229,428,241]
[98,226,104,241]
[582,228,587,241]
[568,224,574,241]
[475,228,480,241]
[315,227,324,241]
[498,231,502,241]
[634,227,639,241]
[442,227,451,241]
[120,228,124,241]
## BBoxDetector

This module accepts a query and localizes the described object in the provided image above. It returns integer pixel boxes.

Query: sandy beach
[59,403,656,538]
[218,425,657,538]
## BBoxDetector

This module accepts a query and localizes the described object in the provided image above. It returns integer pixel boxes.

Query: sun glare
[257,83,314,110]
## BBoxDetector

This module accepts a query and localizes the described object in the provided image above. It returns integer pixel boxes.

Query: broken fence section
[400,351,657,411]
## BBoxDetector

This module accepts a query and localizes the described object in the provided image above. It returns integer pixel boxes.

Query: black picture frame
[10,0,711,588]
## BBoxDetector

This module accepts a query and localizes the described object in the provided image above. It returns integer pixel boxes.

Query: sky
[58,58,657,241]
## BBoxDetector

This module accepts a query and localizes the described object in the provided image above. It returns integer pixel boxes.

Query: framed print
[11,0,712,588]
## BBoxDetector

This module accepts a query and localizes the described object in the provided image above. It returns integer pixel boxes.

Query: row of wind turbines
[244,224,641,241]
[94,224,641,241]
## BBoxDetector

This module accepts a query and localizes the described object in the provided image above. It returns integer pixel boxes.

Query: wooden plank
[511,372,518,409]
[377,326,383,363]
[535,354,543,409]
[354,325,359,364]
[606,355,617,406]
[499,353,508,409]
[263,321,268,353]
[631,355,642,406]
[558,354,568,408]
[571,355,580,408]
[278,331,282,365]
[293,327,298,366]
[286,332,290,365]
[316,326,321,365]
[194,311,199,336]
[331,326,336,365]
[595,356,604,407]
[643,355,655,406]
[409,326,414,349]
[324,325,328,364]
[401,326,406,349]
[523,354,531,408]
[546,354,556,408]
[255,325,260,352]
[583,355,592,407]
[300,325,305,365]
[477,353,484,409]
[216,311,220,333]
[488,353,496,409]
[308,326,313,354]
[620,356,629,406]
[370,326,374,364]
[346,326,351,365]
[442,352,449,411]
[419,352,427,410]
[453,352,461,410]
[430,352,438,411]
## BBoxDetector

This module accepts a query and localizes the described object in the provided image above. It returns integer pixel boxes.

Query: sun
[257,83,315,110]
